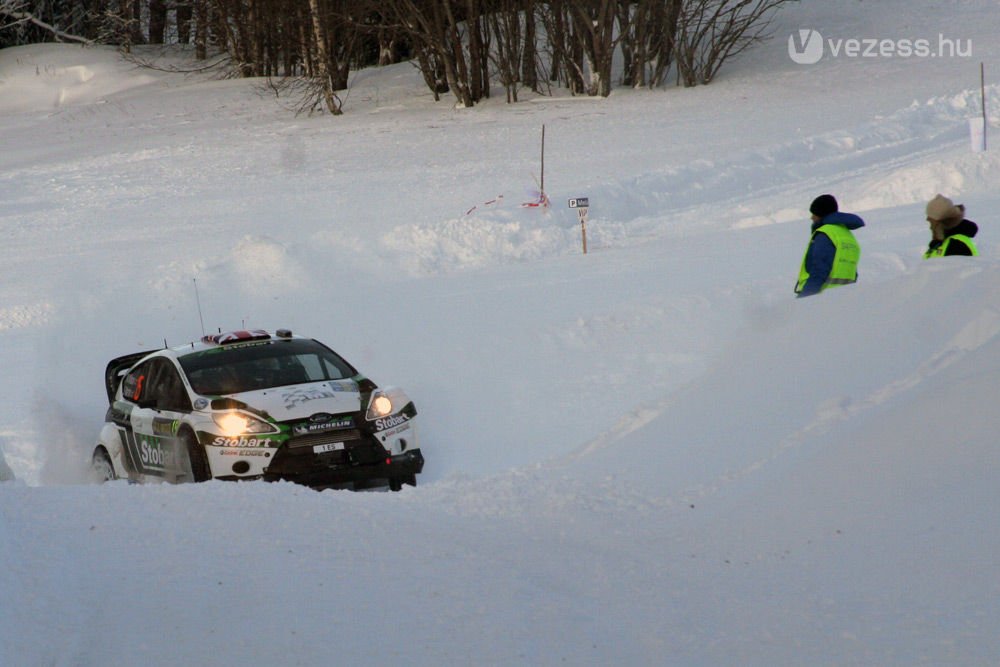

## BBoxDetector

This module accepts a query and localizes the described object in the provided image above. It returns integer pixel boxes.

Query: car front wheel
[92,447,116,482]
[181,431,212,483]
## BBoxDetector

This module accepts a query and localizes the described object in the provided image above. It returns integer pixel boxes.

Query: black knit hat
[809,194,838,219]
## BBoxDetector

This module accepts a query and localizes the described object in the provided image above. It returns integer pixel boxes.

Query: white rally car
[92,329,423,491]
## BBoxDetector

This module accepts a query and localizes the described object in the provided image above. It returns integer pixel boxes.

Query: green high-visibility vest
[923,234,979,258]
[796,224,861,293]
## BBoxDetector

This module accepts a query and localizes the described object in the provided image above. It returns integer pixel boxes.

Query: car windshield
[179,339,357,395]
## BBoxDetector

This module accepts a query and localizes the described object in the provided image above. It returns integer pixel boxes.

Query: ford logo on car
[309,412,333,423]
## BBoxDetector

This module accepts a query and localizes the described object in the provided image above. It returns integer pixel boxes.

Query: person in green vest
[924,194,979,258]
[795,194,865,297]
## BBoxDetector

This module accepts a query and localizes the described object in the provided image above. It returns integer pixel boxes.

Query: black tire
[92,447,117,483]
[181,430,212,483]
[388,475,416,492]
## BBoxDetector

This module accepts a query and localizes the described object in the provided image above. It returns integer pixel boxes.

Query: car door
[120,358,193,481]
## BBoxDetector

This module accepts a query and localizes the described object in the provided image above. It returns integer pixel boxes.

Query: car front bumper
[262,448,424,491]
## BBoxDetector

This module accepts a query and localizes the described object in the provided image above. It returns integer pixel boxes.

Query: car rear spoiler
[105,350,157,405]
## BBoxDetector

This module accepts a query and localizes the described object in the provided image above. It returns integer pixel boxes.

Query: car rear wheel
[181,431,212,483]
[92,447,116,482]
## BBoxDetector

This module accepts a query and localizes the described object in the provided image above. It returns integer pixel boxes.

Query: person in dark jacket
[924,194,979,258]
[795,194,865,297]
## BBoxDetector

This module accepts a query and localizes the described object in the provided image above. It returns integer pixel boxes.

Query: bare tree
[540,0,621,98]
[519,0,538,92]
[463,0,488,102]
[619,0,682,89]
[381,0,482,107]
[148,0,165,43]
[486,0,538,103]
[675,0,792,87]
[176,0,192,43]
[91,0,138,50]
[538,0,584,94]
[305,0,341,113]
[193,0,209,58]
[567,0,620,97]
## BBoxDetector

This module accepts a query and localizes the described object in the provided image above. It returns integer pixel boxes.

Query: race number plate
[313,442,345,454]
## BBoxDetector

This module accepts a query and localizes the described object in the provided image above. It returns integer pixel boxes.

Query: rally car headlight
[213,411,275,436]
[367,393,393,420]
[365,387,412,421]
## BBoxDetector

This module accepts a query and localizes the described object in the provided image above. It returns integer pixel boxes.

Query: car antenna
[193,278,206,336]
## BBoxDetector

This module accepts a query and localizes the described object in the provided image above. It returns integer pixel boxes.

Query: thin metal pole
[193,278,205,336]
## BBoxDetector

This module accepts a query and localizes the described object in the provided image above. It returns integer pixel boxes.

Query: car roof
[179,328,304,354]
[146,329,305,360]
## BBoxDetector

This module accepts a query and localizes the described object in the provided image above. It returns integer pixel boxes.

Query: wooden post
[573,202,589,254]
[540,124,546,195]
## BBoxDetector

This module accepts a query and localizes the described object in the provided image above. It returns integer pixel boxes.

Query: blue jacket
[798,212,865,297]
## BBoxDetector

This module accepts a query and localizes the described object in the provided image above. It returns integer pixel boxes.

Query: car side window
[122,362,152,404]
[146,359,191,412]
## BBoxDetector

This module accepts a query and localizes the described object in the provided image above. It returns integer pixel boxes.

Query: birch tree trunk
[306,0,342,114]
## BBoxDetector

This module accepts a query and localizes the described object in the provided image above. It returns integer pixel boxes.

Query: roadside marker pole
[569,198,590,254]
[982,62,988,151]
[971,63,988,152]
[540,124,545,195]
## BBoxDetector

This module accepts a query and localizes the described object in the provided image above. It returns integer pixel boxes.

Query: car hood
[232,380,363,422]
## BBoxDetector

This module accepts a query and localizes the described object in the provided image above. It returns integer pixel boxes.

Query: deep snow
[3,1,1000,664]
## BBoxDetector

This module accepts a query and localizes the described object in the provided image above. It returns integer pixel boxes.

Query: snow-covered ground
[3,1,1000,663]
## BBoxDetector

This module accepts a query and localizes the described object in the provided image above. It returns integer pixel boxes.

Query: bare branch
[2,8,92,44]
[675,0,795,87]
